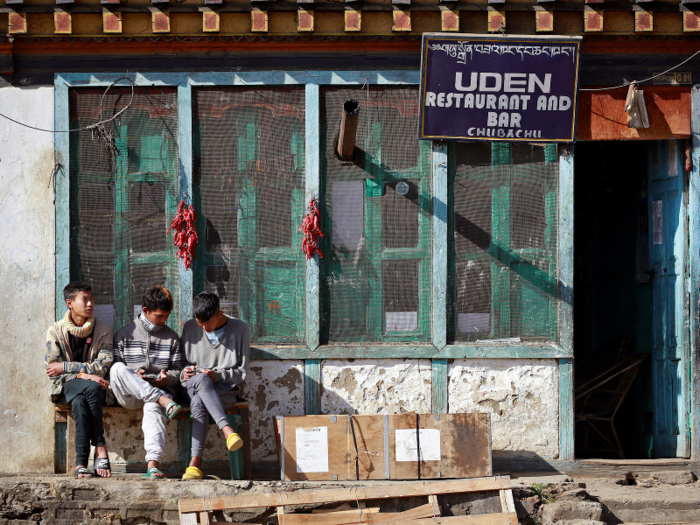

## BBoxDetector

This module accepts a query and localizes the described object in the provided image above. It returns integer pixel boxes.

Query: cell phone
[139,369,159,381]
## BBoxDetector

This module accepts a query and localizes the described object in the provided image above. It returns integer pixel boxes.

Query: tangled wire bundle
[168,200,198,270]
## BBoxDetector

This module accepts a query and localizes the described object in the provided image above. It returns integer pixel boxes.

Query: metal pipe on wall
[337,99,360,160]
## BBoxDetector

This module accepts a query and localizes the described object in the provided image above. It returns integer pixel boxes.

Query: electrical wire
[580,47,700,91]
[0,75,135,132]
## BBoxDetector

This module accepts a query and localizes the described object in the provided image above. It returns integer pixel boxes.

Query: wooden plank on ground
[279,511,398,525]
[408,516,510,525]
[178,477,511,513]
[365,503,440,524]
[312,507,377,515]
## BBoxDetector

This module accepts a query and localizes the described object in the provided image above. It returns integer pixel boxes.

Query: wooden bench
[55,402,251,479]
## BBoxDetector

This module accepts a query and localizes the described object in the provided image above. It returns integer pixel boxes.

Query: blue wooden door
[648,140,690,458]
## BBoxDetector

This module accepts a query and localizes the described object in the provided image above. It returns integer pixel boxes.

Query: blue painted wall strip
[177,81,194,330]
[54,75,70,321]
[558,147,574,460]
[250,344,569,360]
[432,142,448,351]
[432,359,448,413]
[305,82,321,351]
[559,358,574,460]
[305,359,322,415]
[690,86,700,460]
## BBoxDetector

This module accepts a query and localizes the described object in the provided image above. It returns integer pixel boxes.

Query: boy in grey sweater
[180,292,249,480]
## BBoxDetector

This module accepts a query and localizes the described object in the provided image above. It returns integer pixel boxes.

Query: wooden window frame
[55,72,574,457]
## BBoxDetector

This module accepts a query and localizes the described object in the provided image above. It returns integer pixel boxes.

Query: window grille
[69,88,180,331]
[194,87,306,344]
[320,86,432,344]
[449,142,559,343]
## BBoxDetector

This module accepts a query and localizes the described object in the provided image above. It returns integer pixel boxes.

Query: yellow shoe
[226,432,243,452]
[182,466,203,480]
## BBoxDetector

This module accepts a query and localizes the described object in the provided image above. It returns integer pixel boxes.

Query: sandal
[93,457,112,478]
[142,467,166,480]
[74,467,93,479]
[165,401,181,420]
[182,466,203,480]
[226,432,243,452]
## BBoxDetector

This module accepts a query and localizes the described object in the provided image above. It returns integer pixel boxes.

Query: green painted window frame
[192,94,307,345]
[447,141,559,343]
[54,71,573,362]
[67,94,180,331]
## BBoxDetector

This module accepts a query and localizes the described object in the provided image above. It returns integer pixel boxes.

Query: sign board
[419,33,582,143]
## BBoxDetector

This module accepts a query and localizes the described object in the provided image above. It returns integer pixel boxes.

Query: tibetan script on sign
[419,33,582,143]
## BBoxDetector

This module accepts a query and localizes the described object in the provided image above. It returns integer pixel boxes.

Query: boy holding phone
[111,286,183,479]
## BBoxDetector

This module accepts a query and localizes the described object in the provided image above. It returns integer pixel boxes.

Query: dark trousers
[59,378,106,467]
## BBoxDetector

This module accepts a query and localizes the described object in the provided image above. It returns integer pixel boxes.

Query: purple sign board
[419,33,582,143]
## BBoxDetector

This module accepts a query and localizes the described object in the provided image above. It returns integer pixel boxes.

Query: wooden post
[305,82,321,351]
[177,81,194,330]
[690,86,700,460]
[66,408,77,475]
[54,76,70,322]
[558,145,575,460]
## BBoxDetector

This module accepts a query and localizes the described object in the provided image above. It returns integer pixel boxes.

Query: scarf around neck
[62,310,95,338]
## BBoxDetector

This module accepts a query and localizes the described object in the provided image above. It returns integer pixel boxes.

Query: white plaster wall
[0,86,57,473]
[321,359,432,415]
[243,360,305,461]
[448,359,559,459]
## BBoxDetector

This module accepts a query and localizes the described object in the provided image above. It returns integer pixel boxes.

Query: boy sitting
[46,282,113,478]
[111,286,183,479]
[180,292,249,480]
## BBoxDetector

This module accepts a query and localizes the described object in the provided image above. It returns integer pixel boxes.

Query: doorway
[573,140,689,459]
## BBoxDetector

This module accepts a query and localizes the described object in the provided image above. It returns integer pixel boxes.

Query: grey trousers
[185,374,238,458]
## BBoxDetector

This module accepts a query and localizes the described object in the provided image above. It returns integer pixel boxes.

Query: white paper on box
[395,429,441,462]
[295,426,329,473]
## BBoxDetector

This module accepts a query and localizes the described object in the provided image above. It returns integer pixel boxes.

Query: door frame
[689,86,700,460]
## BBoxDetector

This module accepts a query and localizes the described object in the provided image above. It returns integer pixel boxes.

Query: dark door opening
[573,141,655,459]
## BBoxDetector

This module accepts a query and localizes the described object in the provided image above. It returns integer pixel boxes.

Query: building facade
[0,0,698,474]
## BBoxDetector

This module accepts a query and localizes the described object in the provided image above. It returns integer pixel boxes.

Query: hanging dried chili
[167,200,198,270]
[299,197,324,260]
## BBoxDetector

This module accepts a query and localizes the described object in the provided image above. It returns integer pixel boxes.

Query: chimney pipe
[337,99,360,160]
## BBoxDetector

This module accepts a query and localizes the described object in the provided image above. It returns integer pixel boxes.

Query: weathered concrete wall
[245,360,305,461]
[448,359,559,459]
[98,360,305,465]
[0,86,57,474]
[321,359,432,415]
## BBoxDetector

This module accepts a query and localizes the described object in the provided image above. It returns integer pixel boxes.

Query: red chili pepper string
[167,200,198,270]
[299,197,324,260]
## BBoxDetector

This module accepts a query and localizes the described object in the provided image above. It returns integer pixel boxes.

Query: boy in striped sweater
[111,286,183,479]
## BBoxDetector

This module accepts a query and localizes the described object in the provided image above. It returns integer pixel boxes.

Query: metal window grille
[194,87,306,344]
[321,86,432,344]
[69,88,180,331]
[450,141,559,342]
